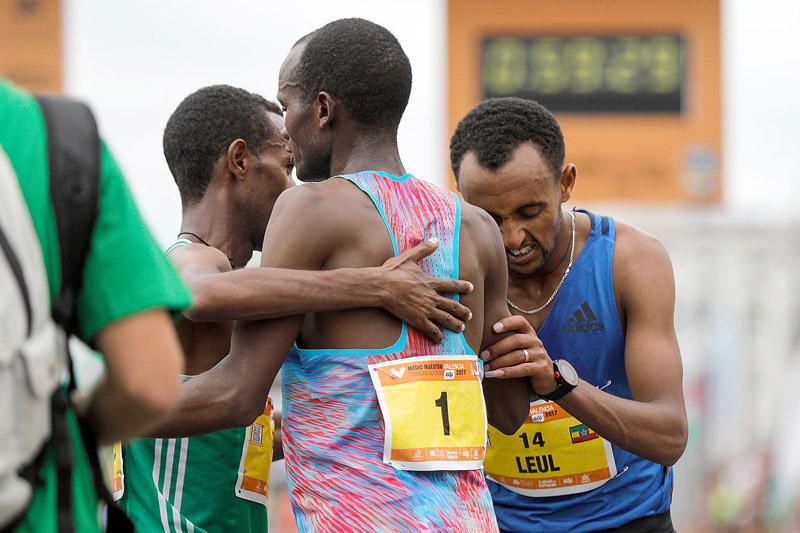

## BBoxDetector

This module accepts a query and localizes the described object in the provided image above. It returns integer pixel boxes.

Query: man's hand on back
[378,238,473,343]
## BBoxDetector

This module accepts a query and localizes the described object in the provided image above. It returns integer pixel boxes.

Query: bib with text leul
[485,399,616,497]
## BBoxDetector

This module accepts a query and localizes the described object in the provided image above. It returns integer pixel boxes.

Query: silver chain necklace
[507,210,576,315]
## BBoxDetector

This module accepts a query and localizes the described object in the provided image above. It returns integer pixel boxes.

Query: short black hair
[449,97,565,181]
[163,85,282,205]
[293,18,412,130]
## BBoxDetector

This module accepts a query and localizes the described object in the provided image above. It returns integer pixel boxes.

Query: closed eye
[519,208,542,219]
[518,203,546,218]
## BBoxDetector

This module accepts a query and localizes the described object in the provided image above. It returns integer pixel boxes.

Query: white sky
[63,0,799,246]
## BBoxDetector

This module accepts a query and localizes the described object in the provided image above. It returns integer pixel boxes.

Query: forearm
[84,380,173,444]
[556,382,687,466]
[149,314,301,437]
[188,266,384,322]
[483,377,532,435]
[147,362,258,438]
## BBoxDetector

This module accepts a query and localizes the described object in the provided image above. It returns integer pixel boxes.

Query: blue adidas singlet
[489,209,673,532]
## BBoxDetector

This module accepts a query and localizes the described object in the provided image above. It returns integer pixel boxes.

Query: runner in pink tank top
[282,171,497,531]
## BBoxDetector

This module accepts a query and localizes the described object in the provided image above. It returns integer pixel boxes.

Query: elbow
[183,284,218,322]
[656,418,688,467]
[225,392,264,428]
[615,409,687,467]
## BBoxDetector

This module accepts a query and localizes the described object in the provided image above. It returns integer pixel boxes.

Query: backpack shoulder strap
[34,96,133,533]
[0,225,33,338]
[35,95,100,337]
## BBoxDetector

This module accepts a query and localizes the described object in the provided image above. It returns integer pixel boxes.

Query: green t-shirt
[0,79,193,532]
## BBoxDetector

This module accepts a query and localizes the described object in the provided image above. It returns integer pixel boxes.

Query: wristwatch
[541,359,579,401]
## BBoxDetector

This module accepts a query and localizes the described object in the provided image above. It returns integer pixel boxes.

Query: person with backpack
[0,79,191,532]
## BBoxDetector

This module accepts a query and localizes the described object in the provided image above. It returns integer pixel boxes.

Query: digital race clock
[481,34,685,114]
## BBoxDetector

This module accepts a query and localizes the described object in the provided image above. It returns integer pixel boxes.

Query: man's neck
[330,130,406,177]
[180,195,254,269]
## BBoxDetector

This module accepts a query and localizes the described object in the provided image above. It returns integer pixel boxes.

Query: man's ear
[227,139,249,180]
[560,163,577,203]
[317,91,335,129]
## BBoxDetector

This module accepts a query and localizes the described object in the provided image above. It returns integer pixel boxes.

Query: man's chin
[297,173,326,183]
[508,262,544,278]
[296,168,329,183]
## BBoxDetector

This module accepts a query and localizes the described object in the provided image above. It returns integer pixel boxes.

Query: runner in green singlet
[119,85,477,532]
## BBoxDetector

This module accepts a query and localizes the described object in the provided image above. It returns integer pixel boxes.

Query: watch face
[556,360,579,386]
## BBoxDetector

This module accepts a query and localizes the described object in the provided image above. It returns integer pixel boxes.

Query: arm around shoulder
[148,185,335,437]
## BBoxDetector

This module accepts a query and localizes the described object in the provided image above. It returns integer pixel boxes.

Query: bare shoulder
[460,198,495,227]
[271,181,325,212]
[272,179,364,224]
[614,220,673,272]
[261,180,365,264]
[612,219,675,307]
[168,242,232,276]
[460,200,504,255]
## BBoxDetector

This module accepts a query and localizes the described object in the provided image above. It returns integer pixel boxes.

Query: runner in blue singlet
[452,97,687,532]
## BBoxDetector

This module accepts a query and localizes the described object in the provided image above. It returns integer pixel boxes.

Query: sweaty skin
[460,142,688,466]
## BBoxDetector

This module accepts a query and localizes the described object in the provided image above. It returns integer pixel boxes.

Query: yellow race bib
[369,355,487,471]
[111,441,124,501]
[485,399,616,497]
[235,397,275,506]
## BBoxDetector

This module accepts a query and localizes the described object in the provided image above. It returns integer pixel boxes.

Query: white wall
[722,0,800,219]
[63,0,446,245]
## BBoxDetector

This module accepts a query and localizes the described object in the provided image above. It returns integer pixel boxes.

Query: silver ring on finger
[523,348,530,363]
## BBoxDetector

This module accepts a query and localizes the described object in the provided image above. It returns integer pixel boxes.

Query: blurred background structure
[3,0,799,530]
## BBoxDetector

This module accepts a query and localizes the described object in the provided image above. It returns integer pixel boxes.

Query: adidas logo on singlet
[562,302,605,334]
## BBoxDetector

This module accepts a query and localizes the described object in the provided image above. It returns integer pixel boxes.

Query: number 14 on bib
[369,355,488,471]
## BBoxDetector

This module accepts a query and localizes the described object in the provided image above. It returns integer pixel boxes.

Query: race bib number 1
[369,355,487,471]
[235,397,275,506]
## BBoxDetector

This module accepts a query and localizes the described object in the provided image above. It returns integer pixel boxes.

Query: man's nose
[501,222,526,251]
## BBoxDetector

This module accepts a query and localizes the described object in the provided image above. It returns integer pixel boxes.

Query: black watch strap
[541,360,577,401]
